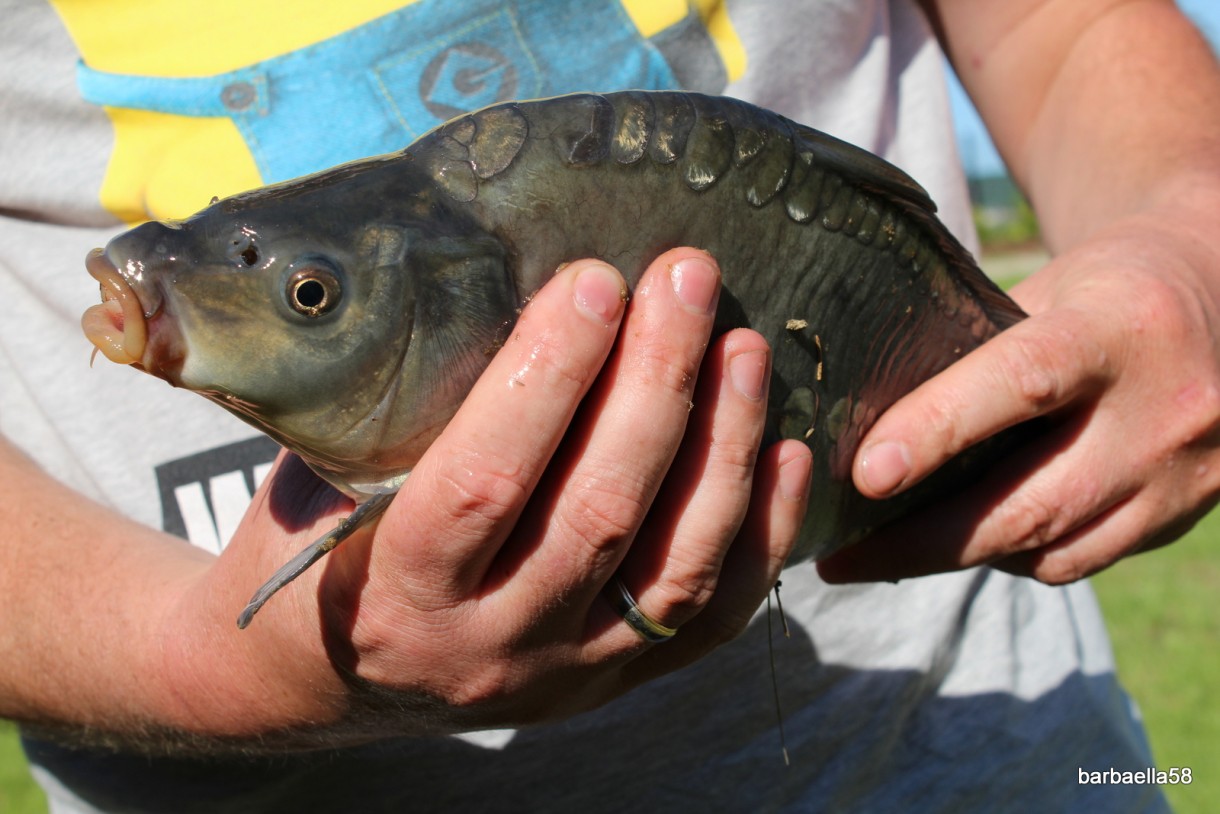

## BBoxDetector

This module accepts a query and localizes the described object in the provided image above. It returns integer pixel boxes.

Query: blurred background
[2,3,1217,812]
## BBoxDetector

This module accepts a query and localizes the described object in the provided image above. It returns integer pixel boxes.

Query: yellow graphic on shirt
[50,0,747,225]
[49,0,412,223]
[619,0,746,80]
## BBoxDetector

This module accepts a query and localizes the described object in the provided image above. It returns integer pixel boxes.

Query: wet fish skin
[84,91,1029,624]
[390,90,1029,558]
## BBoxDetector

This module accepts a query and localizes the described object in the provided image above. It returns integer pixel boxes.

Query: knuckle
[651,559,720,619]
[559,471,647,554]
[921,397,966,457]
[630,338,702,402]
[442,658,516,711]
[1023,528,1126,586]
[1170,380,1220,449]
[505,308,610,397]
[1032,552,1091,586]
[1125,272,1191,333]
[999,331,1077,413]
[530,331,598,393]
[431,452,529,531]
[549,344,600,395]
[996,488,1073,555]
[990,313,1119,420]
[1012,361,1062,412]
[708,434,762,480]
[892,391,969,466]
[993,475,1103,559]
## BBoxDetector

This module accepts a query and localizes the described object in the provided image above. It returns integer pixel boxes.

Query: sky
[950,0,1219,178]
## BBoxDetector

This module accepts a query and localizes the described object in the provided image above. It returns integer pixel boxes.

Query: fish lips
[81,246,186,383]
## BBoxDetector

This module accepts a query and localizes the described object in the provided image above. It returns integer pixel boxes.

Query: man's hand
[821,207,1220,584]
[827,0,1220,585]
[158,248,811,746]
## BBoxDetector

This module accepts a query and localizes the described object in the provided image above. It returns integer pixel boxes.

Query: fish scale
[411,91,1031,557]
[81,91,1032,626]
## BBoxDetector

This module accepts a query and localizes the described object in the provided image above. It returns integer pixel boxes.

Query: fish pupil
[295,279,327,309]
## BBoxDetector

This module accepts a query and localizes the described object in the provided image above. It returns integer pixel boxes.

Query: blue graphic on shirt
[75,0,700,184]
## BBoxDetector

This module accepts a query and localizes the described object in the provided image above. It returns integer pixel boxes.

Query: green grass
[0,721,43,814]
[0,511,1214,813]
[1092,511,1220,813]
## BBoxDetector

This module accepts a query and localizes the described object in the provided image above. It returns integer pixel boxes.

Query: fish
[80,91,1030,629]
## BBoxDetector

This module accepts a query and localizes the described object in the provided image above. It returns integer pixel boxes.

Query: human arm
[821,0,1220,582]
[1,249,811,752]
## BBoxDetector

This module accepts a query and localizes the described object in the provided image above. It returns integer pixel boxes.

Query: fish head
[82,161,519,495]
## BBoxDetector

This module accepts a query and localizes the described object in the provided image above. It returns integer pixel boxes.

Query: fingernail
[779,451,812,502]
[859,440,911,496]
[729,349,768,401]
[574,263,626,324]
[669,257,719,314]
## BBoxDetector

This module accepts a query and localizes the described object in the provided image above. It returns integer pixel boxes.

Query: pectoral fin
[237,491,396,629]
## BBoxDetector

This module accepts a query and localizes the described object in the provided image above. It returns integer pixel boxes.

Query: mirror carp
[81,91,1029,628]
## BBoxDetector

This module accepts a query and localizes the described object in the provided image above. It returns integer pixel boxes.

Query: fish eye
[284,263,343,318]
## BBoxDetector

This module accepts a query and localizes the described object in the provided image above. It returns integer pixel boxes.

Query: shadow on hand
[267,453,353,533]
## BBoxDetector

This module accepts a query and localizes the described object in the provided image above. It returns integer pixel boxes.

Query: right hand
[160,248,812,745]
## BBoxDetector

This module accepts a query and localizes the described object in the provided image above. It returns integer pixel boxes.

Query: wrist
[149,546,354,746]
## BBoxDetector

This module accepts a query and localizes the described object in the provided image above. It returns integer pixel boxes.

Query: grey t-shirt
[0,0,1168,811]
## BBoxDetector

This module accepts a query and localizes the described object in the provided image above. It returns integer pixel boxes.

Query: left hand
[819,208,1220,584]
[150,250,811,747]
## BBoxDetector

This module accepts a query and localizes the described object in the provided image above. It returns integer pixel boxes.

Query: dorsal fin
[785,117,1027,331]
[787,121,937,213]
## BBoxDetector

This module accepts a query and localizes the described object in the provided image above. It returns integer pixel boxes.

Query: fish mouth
[81,248,151,366]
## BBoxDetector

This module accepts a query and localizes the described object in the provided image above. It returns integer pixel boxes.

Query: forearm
[0,438,352,753]
[926,0,1220,251]
[0,437,207,738]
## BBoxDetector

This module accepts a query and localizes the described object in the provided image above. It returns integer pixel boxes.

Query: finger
[820,411,1131,583]
[590,328,773,650]
[852,308,1113,500]
[373,260,628,596]
[990,496,1140,585]
[502,249,723,617]
[623,439,811,680]
[992,471,1212,584]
